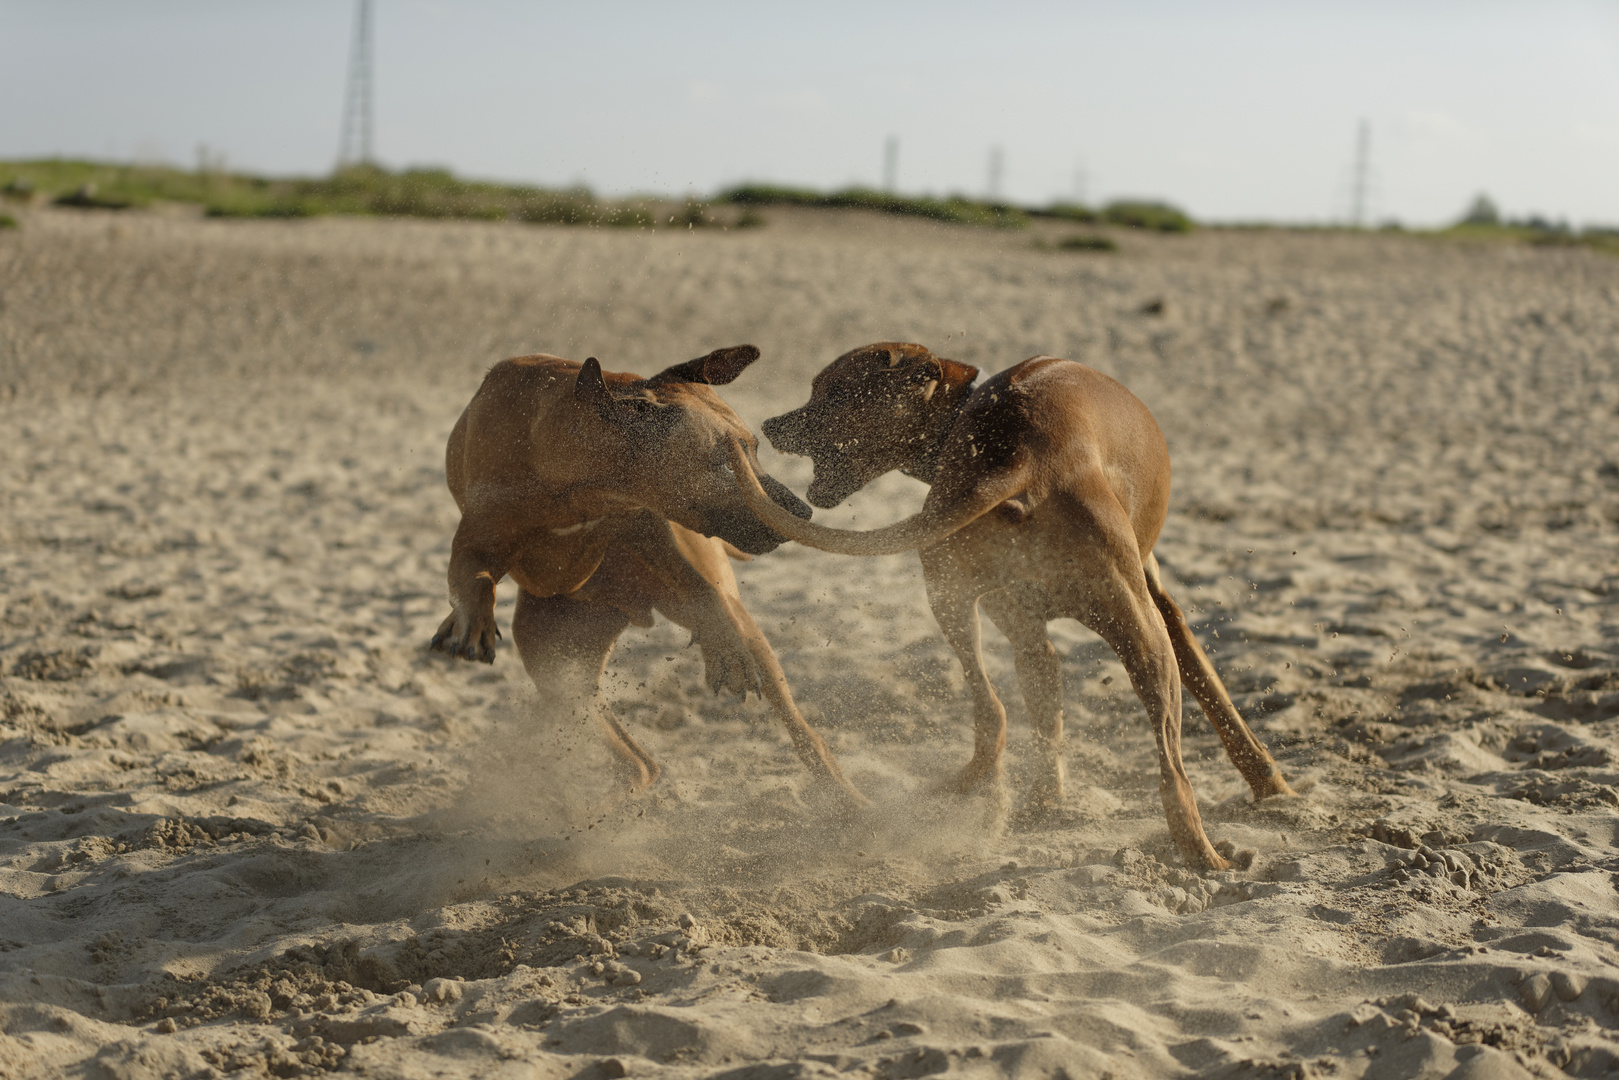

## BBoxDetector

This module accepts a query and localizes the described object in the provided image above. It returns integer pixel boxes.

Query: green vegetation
[5,158,1325,248]
[719,184,1029,228]
[0,158,1211,236]
[15,159,1610,260]
[1032,199,1193,233]
[1434,191,1618,255]
[1036,202,1100,224]
[1097,200,1193,233]
[722,186,1193,233]
[0,159,660,227]
[1443,221,1619,257]
[1440,206,1618,256]
[1054,233,1117,252]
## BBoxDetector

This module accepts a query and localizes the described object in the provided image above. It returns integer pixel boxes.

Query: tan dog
[431,345,862,804]
[732,343,1293,870]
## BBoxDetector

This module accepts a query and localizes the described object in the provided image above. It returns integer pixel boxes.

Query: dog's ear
[574,357,620,420]
[905,357,944,401]
[646,345,761,387]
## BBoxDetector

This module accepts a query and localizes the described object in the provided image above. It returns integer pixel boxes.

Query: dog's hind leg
[1082,569,1227,872]
[1054,482,1227,870]
[1143,554,1295,800]
[510,588,659,791]
[981,584,1065,807]
[923,554,1007,797]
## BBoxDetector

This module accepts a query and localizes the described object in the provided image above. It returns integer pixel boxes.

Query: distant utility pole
[337,0,375,168]
[1350,119,1370,227]
[1073,158,1089,205]
[882,136,899,192]
[986,146,1004,201]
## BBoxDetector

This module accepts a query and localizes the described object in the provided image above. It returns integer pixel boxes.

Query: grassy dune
[0,159,1198,234]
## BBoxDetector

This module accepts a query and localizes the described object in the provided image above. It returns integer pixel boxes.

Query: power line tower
[882,136,899,192]
[337,0,375,168]
[1349,119,1370,227]
[986,145,1004,201]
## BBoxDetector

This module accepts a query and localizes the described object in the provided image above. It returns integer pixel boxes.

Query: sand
[2,205,1618,1079]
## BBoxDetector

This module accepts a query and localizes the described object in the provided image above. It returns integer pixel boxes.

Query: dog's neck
[898,367,978,486]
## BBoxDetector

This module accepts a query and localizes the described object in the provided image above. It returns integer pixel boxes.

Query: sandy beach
[2,206,1618,1079]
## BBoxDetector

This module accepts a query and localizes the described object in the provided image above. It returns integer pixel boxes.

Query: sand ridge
[1,207,1618,1078]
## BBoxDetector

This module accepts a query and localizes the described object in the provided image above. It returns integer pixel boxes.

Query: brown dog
[431,345,862,804]
[732,343,1293,870]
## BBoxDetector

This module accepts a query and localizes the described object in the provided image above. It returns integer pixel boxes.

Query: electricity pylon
[1350,120,1370,227]
[337,0,374,168]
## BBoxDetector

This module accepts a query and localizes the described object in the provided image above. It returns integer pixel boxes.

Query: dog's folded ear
[906,357,944,401]
[646,345,761,387]
[906,357,944,386]
[574,357,620,420]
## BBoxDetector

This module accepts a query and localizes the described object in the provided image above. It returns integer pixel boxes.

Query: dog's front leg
[692,593,766,698]
[431,521,510,663]
[623,518,763,697]
[923,564,1007,796]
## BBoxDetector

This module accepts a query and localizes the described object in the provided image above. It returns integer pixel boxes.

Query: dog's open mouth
[805,466,864,510]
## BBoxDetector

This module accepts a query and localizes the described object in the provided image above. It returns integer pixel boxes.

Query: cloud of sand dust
[381,675,1021,917]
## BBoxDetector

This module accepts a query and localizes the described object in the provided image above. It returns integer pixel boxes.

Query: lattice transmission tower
[337,0,375,168]
[1350,119,1370,227]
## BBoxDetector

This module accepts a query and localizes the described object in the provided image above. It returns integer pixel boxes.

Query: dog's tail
[729,439,1020,556]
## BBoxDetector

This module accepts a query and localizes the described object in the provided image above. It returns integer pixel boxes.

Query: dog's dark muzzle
[764,408,859,508]
[761,410,812,456]
[702,472,813,554]
[804,464,863,509]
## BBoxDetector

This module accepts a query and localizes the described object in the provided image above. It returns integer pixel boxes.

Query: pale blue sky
[3,1,1616,225]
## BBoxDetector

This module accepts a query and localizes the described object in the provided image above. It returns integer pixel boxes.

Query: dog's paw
[945,758,1005,798]
[694,622,763,699]
[429,607,500,663]
[1252,772,1300,800]
[1213,839,1254,871]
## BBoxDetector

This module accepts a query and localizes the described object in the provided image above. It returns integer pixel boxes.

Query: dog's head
[573,345,811,554]
[762,342,978,508]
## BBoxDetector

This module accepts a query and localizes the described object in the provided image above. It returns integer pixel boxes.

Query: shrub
[1103,200,1193,232]
[669,198,712,228]
[1460,193,1500,225]
[1036,202,1100,223]
[54,183,133,210]
[0,212,17,229]
[718,184,1028,228]
[722,184,824,207]
[1056,233,1116,252]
